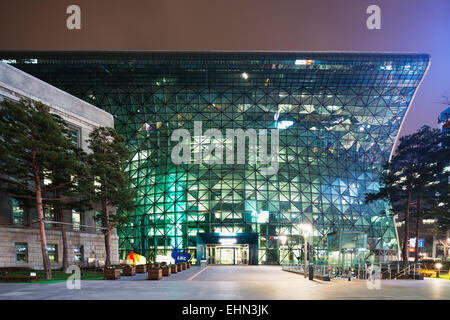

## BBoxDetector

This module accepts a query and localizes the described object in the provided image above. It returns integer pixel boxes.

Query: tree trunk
[414,196,421,262]
[402,189,412,262]
[33,152,52,280]
[56,189,69,273]
[104,200,111,268]
[443,229,449,261]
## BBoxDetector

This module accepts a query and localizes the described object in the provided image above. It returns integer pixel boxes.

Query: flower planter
[162,267,171,276]
[153,263,161,268]
[148,269,162,280]
[181,262,187,270]
[123,266,136,276]
[176,264,182,272]
[104,268,121,280]
[170,265,177,274]
[136,265,147,273]
[186,262,191,268]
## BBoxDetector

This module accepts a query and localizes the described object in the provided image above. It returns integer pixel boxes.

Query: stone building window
[74,246,84,263]
[44,204,55,228]
[12,198,24,225]
[95,211,103,233]
[72,209,82,231]
[15,243,28,263]
[47,244,58,262]
[68,127,81,147]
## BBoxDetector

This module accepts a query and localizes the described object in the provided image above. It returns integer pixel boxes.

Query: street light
[435,263,443,278]
[298,223,312,278]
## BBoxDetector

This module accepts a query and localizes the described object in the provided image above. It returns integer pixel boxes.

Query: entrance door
[220,248,235,264]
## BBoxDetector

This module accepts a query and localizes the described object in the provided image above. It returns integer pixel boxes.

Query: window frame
[15,243,28,263]
[11,198,25,226]
[47,244,58,263]
[68,126,81,148]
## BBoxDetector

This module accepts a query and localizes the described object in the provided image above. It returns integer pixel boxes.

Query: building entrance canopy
[196,232,258,265]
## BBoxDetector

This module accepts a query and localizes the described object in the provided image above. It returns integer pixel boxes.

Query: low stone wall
[0,226,119,269]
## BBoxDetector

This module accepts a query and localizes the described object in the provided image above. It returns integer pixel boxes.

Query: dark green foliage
[87,127,136,267]
[88,127,135,227]
[0,99,85,279]
[366,126,449,261]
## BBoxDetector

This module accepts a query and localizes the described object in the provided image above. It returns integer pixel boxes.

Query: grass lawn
[434,273,450,280]
[0,270,104,283]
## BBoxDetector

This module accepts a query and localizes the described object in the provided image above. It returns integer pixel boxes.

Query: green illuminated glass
[8,52,429,265]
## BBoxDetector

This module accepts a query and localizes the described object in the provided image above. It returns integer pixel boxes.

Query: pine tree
[87,127,135,268]
[45,141,92,272]
[0,99,82,279]
[366,126,449,262]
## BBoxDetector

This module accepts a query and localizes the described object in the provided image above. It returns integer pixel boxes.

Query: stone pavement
[0,265,449,300]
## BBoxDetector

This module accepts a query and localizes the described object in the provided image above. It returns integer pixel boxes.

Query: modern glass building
[2,52,430,266]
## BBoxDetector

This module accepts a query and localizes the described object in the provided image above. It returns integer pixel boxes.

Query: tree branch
[42,181,72,191]
[0,172,37,191]
[10,194,65,201]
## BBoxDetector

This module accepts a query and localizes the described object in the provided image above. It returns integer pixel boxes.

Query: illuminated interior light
[219,238,237,245]
[276,120,294,129]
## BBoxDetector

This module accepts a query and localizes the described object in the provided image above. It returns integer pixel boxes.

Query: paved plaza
[0,266,449,300]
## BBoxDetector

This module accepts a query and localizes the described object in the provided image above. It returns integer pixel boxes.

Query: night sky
[0,0,449,138]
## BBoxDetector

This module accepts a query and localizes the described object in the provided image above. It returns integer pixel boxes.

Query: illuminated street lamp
[435,263,443,278]
[298,223,313,278]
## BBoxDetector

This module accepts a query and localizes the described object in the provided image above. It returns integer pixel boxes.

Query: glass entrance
[206,244,249,265]
[220,248,235,264]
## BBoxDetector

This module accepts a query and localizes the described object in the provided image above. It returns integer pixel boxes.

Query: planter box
[136,265,147,273]
[181,262,187,270]
[186,262,191,268]
[104,268,121,280]
[148,269,163,280]
[170,265,177,274]
[162,267,171,276]
[123,267,136,276]
[152,263,161,268]
[176,264,182,272]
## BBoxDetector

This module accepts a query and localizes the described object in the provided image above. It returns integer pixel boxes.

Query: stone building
[0,61,119,269]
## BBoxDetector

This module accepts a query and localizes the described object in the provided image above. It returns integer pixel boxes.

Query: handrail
[282,261,425,280]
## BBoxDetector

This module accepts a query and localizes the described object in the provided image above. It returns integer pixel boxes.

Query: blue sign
[171,250,191,263]
[409,238,425,248]
[418,239,424,248]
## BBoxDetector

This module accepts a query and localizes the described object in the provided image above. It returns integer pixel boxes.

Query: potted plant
[148,267,162,280]
[104,267,121,280]
[170,264,177,274]
[176,263,182,272]
[162,265,171,277]
[186,261,191,268]
[136,264,147,273]
[153,262,161,268]
[122,265,136,276]
[181,262,187,270]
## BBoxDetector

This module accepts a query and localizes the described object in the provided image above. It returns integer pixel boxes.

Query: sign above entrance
[219,238,237,246]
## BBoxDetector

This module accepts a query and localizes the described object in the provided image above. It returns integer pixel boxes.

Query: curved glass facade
[7,52,429,265]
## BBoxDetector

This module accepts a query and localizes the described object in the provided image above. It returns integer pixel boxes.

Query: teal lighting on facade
[4,52,430,265]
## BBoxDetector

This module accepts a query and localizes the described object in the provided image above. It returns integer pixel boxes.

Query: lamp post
[435,263,442,278]
[298,223,312,278]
